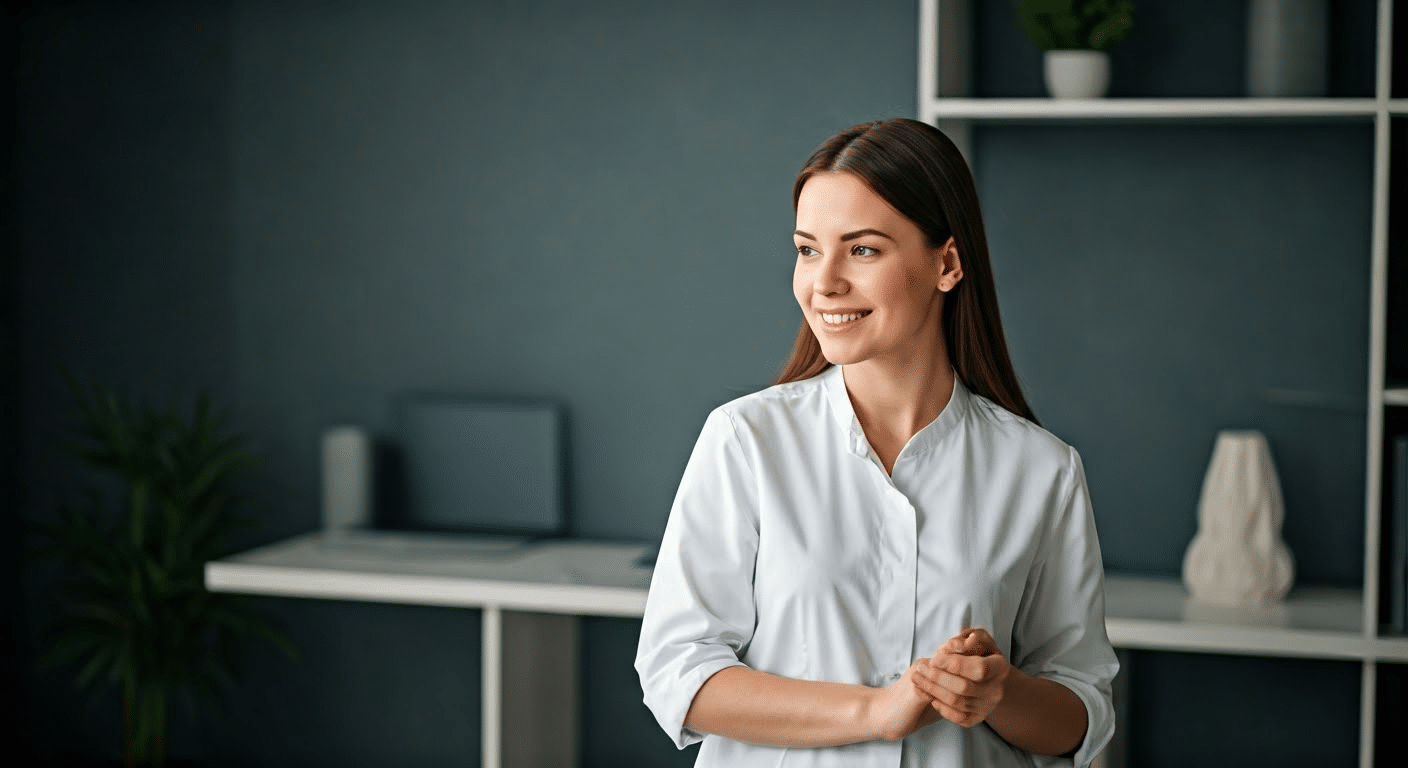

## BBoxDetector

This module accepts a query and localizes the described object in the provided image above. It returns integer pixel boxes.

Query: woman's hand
[867,659,946,741]
[915,627,1012,728]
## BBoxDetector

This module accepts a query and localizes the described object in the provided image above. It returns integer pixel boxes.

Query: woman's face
[792,171,962,369]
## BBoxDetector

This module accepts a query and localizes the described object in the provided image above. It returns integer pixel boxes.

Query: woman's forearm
[683,665,884,747]
[986,668,1087,757]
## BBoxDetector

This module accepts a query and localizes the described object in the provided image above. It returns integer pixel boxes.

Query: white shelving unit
[920,1,1404,766]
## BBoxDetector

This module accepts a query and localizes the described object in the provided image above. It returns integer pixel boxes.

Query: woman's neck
[841,339,956,466]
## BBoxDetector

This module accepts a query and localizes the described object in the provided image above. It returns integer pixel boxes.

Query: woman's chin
[818,346,866,366]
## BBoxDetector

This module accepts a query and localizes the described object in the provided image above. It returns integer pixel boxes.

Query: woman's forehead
[795,172,912,234]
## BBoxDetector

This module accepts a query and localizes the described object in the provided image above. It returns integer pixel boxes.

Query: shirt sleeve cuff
[1031,673,1115,768]
[644,658,748,750]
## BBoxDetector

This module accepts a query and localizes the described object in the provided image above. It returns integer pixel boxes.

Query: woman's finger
[930,651,991,683]
[930,698,982,728]
[918,661,984,701]
[915,672,982,714]
[956,627,1001,656]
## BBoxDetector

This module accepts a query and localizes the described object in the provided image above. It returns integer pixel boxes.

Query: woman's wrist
[985,666,1087,757]
[858,684,887,741]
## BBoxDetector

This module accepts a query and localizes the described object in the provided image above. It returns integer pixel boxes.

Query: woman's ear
[936,237,963,293]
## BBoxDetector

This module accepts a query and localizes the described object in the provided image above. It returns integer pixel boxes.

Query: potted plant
[26,377,297,767]
[1014,0,1134,99]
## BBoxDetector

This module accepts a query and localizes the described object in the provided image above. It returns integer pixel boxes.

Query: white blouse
[634,364,1118,767]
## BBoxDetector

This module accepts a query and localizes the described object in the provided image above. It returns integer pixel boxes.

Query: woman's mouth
[819,310,871,327]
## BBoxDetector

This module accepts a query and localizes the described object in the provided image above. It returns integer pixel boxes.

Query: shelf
[1386,387,1408,406]
[921,97,1382,123]
[1102,574,1407,661]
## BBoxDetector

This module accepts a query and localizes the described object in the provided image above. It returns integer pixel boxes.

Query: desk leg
[482,605,502,768]
[482,606,580,768]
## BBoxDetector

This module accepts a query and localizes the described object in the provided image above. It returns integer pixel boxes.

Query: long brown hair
[776,118,1039,425]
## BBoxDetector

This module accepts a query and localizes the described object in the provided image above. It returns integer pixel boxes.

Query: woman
[635,118,1118,767]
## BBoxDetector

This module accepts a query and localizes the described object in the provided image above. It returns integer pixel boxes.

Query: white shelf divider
[923,97,1381,123]
[1103,574,1408,662]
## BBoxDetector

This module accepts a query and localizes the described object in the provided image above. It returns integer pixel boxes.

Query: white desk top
[206,530,1408,661]
[204,530,653,617]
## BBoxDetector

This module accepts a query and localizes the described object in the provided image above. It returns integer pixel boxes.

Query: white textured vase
[1182,430,1295,606]
[1043,50,1110,99]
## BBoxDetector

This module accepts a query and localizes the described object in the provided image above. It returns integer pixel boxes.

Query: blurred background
[3,0,1390,766]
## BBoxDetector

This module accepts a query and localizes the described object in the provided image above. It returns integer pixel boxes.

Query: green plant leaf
[1014,0,1133,51]
[37,630,102,671]
[74,644,119,690]
[70,601,129,628]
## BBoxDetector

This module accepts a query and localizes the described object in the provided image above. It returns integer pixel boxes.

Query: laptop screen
[393,396,565,538]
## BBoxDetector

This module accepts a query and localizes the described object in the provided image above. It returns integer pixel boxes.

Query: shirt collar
[821,363,971,459]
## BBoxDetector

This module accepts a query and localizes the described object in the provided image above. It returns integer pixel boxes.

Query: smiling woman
[778,119,1036,427]
[635,119,1118,768]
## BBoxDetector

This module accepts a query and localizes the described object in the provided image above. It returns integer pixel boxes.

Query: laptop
[325,395,566,558]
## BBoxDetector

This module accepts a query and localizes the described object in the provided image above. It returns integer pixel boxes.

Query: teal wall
[14,0,1388,766]
[16,0,915,765]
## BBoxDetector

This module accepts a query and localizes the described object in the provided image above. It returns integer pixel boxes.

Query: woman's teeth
[822,311,869,324]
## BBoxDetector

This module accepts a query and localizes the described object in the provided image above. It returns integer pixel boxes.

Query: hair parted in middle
[777,117,1038,426]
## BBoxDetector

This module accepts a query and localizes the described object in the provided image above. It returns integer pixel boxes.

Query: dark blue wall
[17,0,915,765]
[14,0,1384,766]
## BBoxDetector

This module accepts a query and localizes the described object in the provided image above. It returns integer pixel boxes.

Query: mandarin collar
[821,364,970,460]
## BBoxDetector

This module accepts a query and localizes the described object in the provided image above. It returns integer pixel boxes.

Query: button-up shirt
[635,364,1118,767]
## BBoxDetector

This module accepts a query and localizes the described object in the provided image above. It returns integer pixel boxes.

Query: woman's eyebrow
[792,228,896,242]
[841,228,894,242]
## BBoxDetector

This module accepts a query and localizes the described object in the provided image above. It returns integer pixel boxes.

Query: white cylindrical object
[322,425,372,530]
[1182,429,1296,607]
[1247,0,1328,97]
[1043,50,1110,99]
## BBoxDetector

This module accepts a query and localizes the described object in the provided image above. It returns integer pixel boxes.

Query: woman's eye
[852,245,878,258]
[796,245,818,258]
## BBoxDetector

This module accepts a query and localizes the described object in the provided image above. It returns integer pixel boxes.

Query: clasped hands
[870,627,1012,742]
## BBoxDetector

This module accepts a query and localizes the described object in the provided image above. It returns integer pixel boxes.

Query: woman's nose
[813,254,848,296]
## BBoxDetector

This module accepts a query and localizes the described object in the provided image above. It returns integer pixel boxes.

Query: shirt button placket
[875,481,918,688]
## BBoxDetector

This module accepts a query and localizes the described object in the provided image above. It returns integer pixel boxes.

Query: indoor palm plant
[27,377,297,767]
[1014,0,1134,98]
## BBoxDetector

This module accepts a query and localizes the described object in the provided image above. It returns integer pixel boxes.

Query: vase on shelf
[1182,430,1296,607]
[1246,0,1327,97]
[1043,50,1110,99]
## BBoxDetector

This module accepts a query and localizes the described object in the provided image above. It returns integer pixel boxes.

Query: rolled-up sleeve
[635,407,760,749]
[1012,447,1120,768]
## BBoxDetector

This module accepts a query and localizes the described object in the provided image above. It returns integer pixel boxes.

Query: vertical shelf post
[926,0,974,164]
[1364,3,1397,767]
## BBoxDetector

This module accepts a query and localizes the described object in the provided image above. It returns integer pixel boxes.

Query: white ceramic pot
[1182,430,1296,607]
[1043,49,1110,99]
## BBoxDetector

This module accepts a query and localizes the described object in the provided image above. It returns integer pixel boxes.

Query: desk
[204,530,652,768]
[207,531,1408,768]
